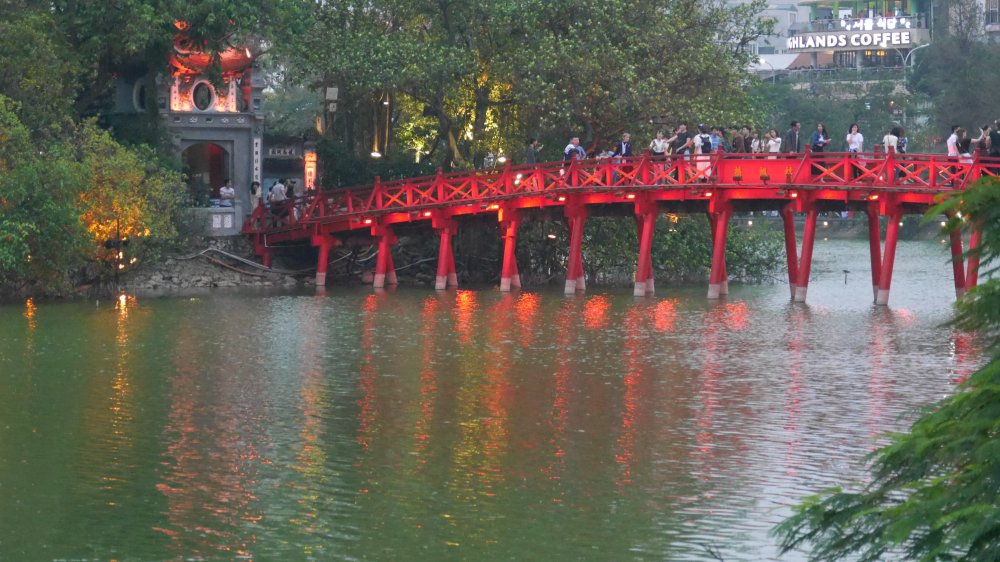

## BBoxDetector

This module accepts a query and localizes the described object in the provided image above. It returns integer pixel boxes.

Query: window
[987,0,1000,25]
[192,82,215,111]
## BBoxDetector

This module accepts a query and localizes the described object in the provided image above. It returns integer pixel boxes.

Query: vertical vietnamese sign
[304,150,317,190]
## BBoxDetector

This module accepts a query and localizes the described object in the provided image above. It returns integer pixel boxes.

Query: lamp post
[900,43,930,84]
[759,57,776,85]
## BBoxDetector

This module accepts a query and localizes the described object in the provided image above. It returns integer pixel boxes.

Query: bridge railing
[243,151,1000,235]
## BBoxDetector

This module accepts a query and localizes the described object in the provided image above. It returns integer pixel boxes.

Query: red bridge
[244,150,999,305]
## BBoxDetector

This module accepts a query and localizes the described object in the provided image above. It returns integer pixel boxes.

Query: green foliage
[910,0,1000,140]
[0,96,183,296]
[0,11,79,140]
[0,96,88,293]
[774,178,1000,561]
[316,138,437,187]
[751,80,913,150]
[293,0,772,169]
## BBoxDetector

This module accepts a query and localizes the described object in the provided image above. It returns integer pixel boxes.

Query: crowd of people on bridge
[542,118,1000,164]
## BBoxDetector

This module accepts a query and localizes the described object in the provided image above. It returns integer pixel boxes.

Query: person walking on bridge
[563,137,586,161]
[525,138,542,164]
[783,121,801,153]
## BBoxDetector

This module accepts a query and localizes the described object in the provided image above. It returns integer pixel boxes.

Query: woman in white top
[846,123,864,153]
[766,128,782,158]
[882,127,899,153]
[649,131,669,156]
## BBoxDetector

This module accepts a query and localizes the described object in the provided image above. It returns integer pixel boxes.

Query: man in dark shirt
[525,138,542,164]
[783,121,801,153]
[667,123,691,155]
[612,132,633,158]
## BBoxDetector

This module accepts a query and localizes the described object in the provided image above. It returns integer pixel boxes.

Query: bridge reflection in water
[245,150,999,304]
[0,255,984,559]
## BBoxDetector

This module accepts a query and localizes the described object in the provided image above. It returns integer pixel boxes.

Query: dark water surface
[0,239,984,561]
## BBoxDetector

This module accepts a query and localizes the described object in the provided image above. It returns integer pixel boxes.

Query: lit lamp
[759,57,775,85]
[497,155,507,164]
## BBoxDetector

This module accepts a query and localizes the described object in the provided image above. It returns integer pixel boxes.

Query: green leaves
[291,0,771,170]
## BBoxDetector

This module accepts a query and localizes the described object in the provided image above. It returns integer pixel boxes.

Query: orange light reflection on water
[413,296,440,469]
[654,299,677,332]
[614,305,645,488]
[582,295,610,330]
[453,290,478,344]
[513,292,540,347]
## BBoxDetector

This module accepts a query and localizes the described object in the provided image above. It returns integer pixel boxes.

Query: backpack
[699,134,712,154]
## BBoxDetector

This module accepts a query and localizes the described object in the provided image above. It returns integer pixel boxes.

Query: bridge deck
[243,150,999,304]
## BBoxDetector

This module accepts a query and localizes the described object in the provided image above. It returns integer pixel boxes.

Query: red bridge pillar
[966,227,982,291]
[950,227,967,298]
[634,199,658,297]
[312,234,341,286]
[780,204,799,299]
[867,203,882,301]
[433,216,458,291]
[946,216,982,299]
[564,201,588,294]
[500,208,521,292]
[875,205,904,306]
[793,205,819,302]
[707,205,732,299]
[372,225,398,289]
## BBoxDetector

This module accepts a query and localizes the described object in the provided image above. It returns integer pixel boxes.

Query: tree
[292,0,772,172]
[774,177,1000,561]
[910,0,1000,139]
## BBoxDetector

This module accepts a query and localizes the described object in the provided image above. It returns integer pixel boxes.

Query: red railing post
[435,168,445,204]
[885,145,897,187]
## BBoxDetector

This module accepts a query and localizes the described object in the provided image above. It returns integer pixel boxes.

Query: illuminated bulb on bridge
[547,233,557,239]
[626,193,636,200]
[370,151,382,159]
[747,220,753,226]
[557,196,566,202]
[823,221,829,227]
[497,155,507,164]
[423,211,432,217]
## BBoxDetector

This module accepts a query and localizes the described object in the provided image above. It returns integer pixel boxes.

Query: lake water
[0,239,983,561]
